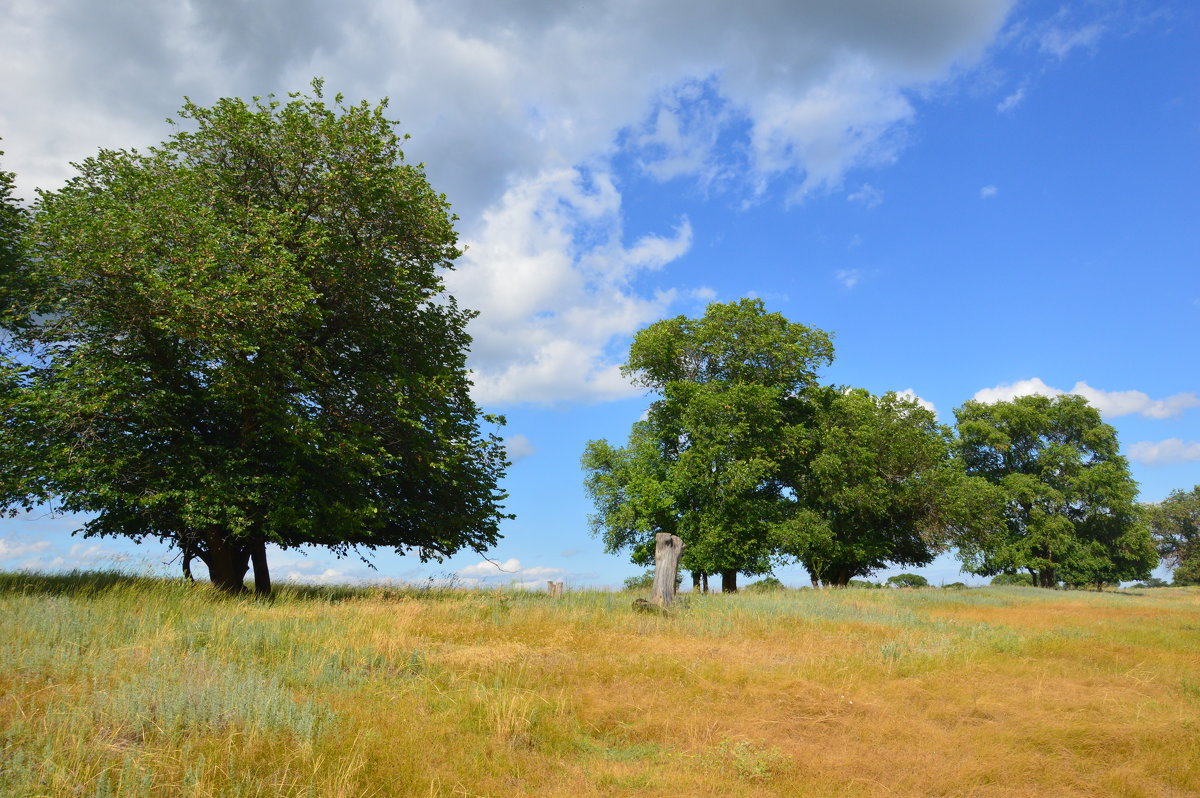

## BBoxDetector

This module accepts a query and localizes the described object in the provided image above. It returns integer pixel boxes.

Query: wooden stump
[547,580,564,598]
[651,533,684,608]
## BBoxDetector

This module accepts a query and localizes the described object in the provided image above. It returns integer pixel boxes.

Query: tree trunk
[652,533,684,607]
[721,569,738,593]
[250,538,271,596]
[701,572,709,594]
[203,535,250,594]
[692,571,701,591]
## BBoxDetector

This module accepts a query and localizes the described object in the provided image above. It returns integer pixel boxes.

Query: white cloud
[0,538,52,562]
[503,433,536,462]
[1039,22,1103,59]
[447,167,688,405]
[972,378,1200,420]
[0,0,1018,406]
[835,269,862,289]
[847,183,884,209]
[996,87,1025,112]
[980,185,998,198]
[1127,439,1200,467]
[455,557,566,587]
[894,388,937,417]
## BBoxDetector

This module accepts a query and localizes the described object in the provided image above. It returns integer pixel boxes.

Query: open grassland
[1,572,1198,797]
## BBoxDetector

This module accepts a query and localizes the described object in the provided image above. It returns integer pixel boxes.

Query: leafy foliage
[886,573,929,588]
[990,572,1034,586]
[0,84,510,591]
[622,572,655,591]
[0,144,26,286]
[744,576,786,593]
[776,387,996,586]
[955,395,1154,588]
[584,299,834,590]
[1145,486,1200,586]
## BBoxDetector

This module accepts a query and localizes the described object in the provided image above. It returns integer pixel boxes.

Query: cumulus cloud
[894,388,937,417]
[446,168,689,405]
[0,538,52,562]
[0,0,1017,405]
[972,378,1200,420]
[1126,439,1200,467]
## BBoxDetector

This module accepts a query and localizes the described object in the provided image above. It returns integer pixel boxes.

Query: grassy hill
[2,571,1197,796]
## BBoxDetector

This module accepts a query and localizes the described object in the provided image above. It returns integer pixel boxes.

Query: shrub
[942,582,967,590]
[745,577,786,593]
[622,572,655,591]
[886,573,929,588]
[847,579,881,589]
[990,573,1034,587]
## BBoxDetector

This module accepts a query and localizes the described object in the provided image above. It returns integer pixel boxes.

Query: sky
[1,0,1197,589]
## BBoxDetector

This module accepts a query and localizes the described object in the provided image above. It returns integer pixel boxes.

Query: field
[1,572,1198,797]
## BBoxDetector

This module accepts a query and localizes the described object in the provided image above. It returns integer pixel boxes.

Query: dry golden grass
[1,572,1197,797]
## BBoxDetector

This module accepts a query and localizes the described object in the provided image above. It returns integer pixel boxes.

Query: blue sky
[1,0,1196,588]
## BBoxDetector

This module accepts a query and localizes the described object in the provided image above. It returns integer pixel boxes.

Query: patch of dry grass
[1,572,1197,796]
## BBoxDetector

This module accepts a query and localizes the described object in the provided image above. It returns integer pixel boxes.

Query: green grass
[2,571,1198,796]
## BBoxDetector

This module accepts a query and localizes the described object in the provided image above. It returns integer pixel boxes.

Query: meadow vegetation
[2,571,1197,797]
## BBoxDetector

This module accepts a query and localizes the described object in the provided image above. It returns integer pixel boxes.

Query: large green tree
[0,84,511,593]
[583,298,834,591]
[776,387,996,587]
[954,394,1154,588]
[1145,486,1200,585]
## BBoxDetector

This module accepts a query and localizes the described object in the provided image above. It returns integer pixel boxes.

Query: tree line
[583,299,1182,591]
[1,84,1194,596]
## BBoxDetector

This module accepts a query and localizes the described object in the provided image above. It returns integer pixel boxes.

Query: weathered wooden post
[651,532,684,607]
[546,580,564,598]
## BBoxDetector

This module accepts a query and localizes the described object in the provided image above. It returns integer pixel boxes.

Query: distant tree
[955,395,1155,588]
[847,579,882,589]
[942,582,967,590]
[886,573,929,588]
[990,572,1034,586]
[1130,577,1170,589]
[584,299,834,592]
[744,576,786,593]
[0,84,511,594]
[622,572,656,592]
[776,387,996,587]
[1145,486,1200,586]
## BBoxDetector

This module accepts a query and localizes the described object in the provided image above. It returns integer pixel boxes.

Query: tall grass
[2,571,1198,796]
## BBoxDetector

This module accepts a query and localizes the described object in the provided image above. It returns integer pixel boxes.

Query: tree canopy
[776,387,995,587]
[584,299,833,591]
[1145,485,1200,585]
[954,394,1154,588]
[0,83,511,593]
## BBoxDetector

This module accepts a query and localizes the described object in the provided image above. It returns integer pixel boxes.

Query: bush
[1131,577,1170,589]
[1173,558,1200,587]
[745,577,786,593]
[990,573,1034,587]
[942,582,967,590]
[622,572,655,591]
[886,573,929,588]
[847,579,881,589]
